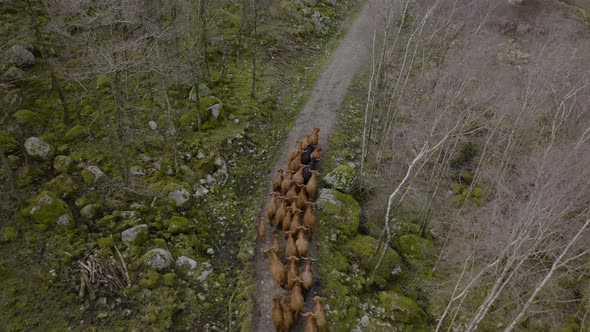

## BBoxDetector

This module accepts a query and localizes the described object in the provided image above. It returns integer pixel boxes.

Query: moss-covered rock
[24,137,52,160]
[167,188,191,208]
[162,273,177,286]
[0,130,19,153]
[323,164,357,193]
[167,216,194,234]
[46,173,79,199]
[97,237,114,249]
[81,165,106,184]
[53,155,73,173]
[344,235,404,283]
[121,224,149,246]
[399,235,435,262]
[175,256,198,277]
[64,124,87,142]
[13,109,41,127]
[0,226,18,242]
[375,291,425,324]
[80,204,98,219]
[142,248,173,271]
[140,271,161,289]
[26,191,74,227]
[317,188,360,240]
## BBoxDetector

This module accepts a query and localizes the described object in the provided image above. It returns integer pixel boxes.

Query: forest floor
[252,0,386,330]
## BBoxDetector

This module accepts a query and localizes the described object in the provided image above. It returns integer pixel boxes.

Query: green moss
[13,109,42,127]
[317,188,361,239]
[451,183,463,195]
[0,226,18,242]
[96,75,111,89]
[0,130,19,153]
[399,235,435,262]
[167,216,194,234]
[376,291,425,324]
[97,237,115,249]
[53,155,73,173]
[324,164,358,193]
[140,271,161,289]
[46,173,79,199]
[26,191,74,227]
[344,235,404,282]
[64,124,87,142]
[162,273,177,286]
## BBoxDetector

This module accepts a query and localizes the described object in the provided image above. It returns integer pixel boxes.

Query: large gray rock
[323,164,358,193]
[142,248,173,270]
[121,224,149,246]
[168,188,190,207]
[24,137,52,160]
[11,45,35,67]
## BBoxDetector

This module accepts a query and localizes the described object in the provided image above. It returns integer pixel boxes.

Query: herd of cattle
[258,128,326,331]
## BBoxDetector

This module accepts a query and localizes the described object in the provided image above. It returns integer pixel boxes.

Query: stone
[399,235,436,262]
[24,137,52,160]
[64,124,87,142]
[121,224,149,246]
[27,191,74,227]
[208,103,222,119]
[3,66,25,81]
[323,164,358,193]
[142,248,173,270]
[10,45,35,67]
[375,291,425,324]
[317,188,360,239]
[360,315,370,327]
[167,216,194,234]
[176,256,198,276]
[80,204,97,219]
[129,166,146,176]
[189,83,211,102]
[13,109,41,127]
[148,120,158,130]
[53,155,73,173]
[81,165,106,184]
[46,173,78,199]
[345,235,404,283]
[0,130,18,153]
[194,186,210,197]
[168,188,190,207]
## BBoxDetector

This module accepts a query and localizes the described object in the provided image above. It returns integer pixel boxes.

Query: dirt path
[253,0,385,330]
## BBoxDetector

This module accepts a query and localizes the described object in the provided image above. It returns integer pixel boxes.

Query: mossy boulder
[167,188,190,208]
[13,109,41,127]
[64,125,87,142]
[323,164,357,193]
[10,45,35,67]
[175,256,198,277]
[80,204,98,219]
[167,216,194,234]
[3,66,25,81]
[142,248,173,271]
[121,224,149,246]
[317,188,360,240]
[375,291,425,324]
[399,235,435,262]
[81,165,106,184]
[46,174,79,199]
[344,235,404,283]
[0,130,18,153]
[26,191,74,227]
[24,137,52,160]
[53,155,73,173]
